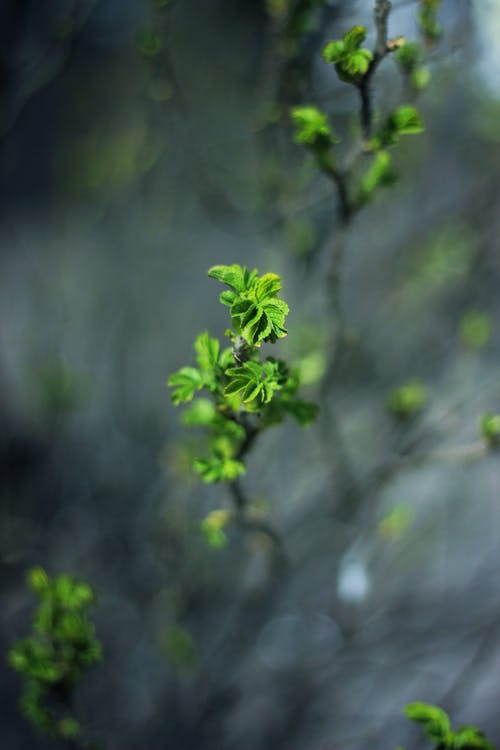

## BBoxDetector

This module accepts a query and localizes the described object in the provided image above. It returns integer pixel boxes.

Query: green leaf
[208,264,258,293]
[224,360,284,408]
[373,106,425,148]
[392,105,425,135]
[322,26,373,83]
[360,150,397,199]
[195,332,219,372]
[168,366,203,405]
[254,273,282,301]
[193,456,245,483]
[344,48,372,76]
[404,702,451,743]
[322,40,345,64]
[342,24,367,51]
[291,106,337,149]
[452,726,493,750]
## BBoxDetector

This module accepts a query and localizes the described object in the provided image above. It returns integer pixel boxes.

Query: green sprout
[405,702,493,750]
[168,266,317,490]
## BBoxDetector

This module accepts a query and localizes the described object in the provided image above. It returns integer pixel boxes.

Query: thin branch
[358,0,392,140]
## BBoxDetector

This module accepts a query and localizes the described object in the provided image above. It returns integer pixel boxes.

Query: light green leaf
[404,702,451,743]
[208,264,258,292]
[452,726,493,749]
[193,456,245,483]
[342,24,367,51]
[392,105,425,134]
[344,48,372,76]
[322,40,345,64]
[168,366,203,405]
[291,106,336,149]
[360,150,397,199]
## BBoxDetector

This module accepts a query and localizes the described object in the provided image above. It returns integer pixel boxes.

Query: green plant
[404,702,494,750]
[168,264,316,546]
[8,567,101,744]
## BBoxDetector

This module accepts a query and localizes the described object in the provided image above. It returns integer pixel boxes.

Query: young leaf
[193,456,245,483]
[452,726,494,750]
[405,702,451,743]
[207,264,258,293]
[291,106,337,150]
[392,105,425,135]
[342,24,367,51]
[359,150,397,201]
[322,26,373,84]
[168,367,203,405]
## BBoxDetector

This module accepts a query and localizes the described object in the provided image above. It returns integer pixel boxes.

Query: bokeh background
[1,0,500,748]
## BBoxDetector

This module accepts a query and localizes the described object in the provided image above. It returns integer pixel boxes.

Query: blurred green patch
[458,310,492,349]
[136,29,162,58]
[479,413,500,449]
[30,359,83,418]
[159,625,197,668]
[57,120,166,197]
[378,504,413,541]
[201,509,230,549]
[387,379,427,420]
[405,223,476,297]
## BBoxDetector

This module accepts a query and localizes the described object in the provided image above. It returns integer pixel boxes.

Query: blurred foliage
[57,121,166,197]
[458,310,492,350]
[405,224,476,299]
[7,568,101,741]
[378,504,414,542]
[479,414,500,450]
[387,380,428,420]
[30,358,83,419]
[159,625,197,668]
[201,509,231,549]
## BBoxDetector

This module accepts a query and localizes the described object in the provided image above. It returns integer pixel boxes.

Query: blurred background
[1,0,500,748]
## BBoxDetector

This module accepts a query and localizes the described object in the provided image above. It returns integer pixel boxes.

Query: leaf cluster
[370,105,425,150]
[405,702,493,750]
[7,568,101,740]
[322,25,373,84]
[168,265,317,486]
